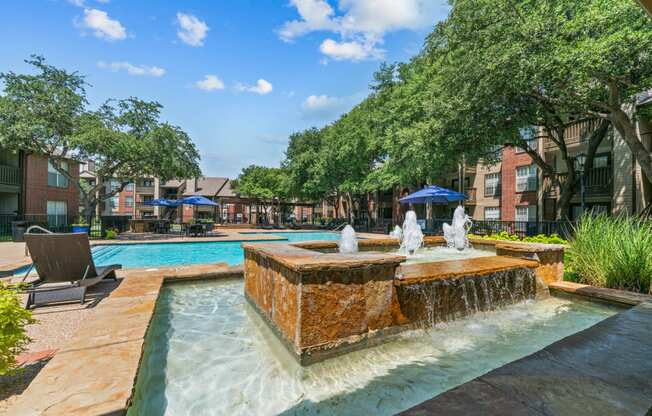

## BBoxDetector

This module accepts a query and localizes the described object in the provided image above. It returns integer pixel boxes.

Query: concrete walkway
[401,301,652,415]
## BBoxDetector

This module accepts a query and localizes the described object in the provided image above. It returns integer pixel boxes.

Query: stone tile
[399,379,542,416]
[549,281,652,306]
[7,339,143,416]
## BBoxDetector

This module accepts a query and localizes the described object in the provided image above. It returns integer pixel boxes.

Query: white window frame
[47,161,69,188]
[484,207,500,220]
[484,173,501,197]
[47,200,67,226]
[516,165,537,192]
[515,205,536,222]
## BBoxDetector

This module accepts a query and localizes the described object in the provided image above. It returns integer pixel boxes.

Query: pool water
[91,232,341,269]
[401,246,494,264]
[129,279,620,416]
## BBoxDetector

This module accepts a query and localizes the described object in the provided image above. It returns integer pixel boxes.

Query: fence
[352,217,576,239]
[0,214,132,241]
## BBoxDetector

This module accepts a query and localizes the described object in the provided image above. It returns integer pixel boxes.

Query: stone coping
[7,263,244,416]
[549,281,652,307]
[242,242,406,272]
[395,255,539,286]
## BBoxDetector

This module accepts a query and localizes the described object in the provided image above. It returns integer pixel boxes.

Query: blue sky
[1,0,449,177]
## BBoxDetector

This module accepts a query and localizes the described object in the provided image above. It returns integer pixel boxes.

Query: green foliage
[232,165,285,202]
[569,215,652,293]
[105,229,118,240]
[469,232,567,245]
[0,57,201,216]
[0,284,34,375]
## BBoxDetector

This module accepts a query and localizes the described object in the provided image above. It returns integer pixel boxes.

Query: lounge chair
[22,229,121,309]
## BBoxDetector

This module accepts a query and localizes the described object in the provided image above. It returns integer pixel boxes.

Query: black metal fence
[353,217,576,239]
[0,214,132,241]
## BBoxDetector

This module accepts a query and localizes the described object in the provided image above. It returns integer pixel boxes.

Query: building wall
[500,146,538,221]
[23,154,79,217]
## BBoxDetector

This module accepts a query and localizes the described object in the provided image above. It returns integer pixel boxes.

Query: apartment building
[0,149,80,226]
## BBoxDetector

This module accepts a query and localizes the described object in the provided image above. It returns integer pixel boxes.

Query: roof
[216,179,237,198]
[637,90,652,107]
[182,177,229,197]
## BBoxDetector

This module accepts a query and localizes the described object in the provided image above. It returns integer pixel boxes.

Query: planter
[72,225,90,234]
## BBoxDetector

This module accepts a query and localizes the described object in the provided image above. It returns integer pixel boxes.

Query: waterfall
[398,268,537,328]
[338,225,358,254]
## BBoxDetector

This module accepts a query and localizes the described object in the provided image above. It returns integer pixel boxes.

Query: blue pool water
[91,232,342,269]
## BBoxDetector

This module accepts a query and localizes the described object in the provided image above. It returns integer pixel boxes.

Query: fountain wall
[243,238,562,365]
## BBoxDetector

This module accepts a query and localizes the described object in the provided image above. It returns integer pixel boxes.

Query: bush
[0,284,34,375]
[569,214,652,293]
[469,231,567,245]
[105,229,118,240]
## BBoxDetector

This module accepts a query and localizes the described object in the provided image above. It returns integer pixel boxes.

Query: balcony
[543,119,602,151]
[464,188,477,205]
[0,165,20,188]
[543,167,612,198]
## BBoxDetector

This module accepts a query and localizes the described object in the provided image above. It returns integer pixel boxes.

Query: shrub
[105,229,118,240]
[569,214,652,293]
[469,231,567,245]
[0,284,34,375]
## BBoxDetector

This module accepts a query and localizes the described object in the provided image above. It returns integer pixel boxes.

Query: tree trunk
[609,108,652,185]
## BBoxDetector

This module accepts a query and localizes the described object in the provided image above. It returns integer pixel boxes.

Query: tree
[436,0,615,218]
[0,56,202,217]
[232,165,285,224]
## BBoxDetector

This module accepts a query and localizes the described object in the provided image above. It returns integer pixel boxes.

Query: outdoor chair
[22,228,121,309]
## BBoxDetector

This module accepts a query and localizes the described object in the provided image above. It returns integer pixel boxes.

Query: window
[451,177,471,191]
[484,173,501,197]
[142,195,153,203]
[47,161,69,188]
[110,180,121,193]
[484,207,500,220]
[124,197,134,208]
[125,183,134,191]
[516,127,538,153]
[110,196,119,210]
[516,165,537,192]
[142,179,154,187]
[47,201,67,226]
[575,154,610,171]
[516,205,536,222]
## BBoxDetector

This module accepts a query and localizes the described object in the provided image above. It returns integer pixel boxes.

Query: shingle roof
[182,177,229,196]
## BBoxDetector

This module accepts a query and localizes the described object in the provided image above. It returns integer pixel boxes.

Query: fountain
[389,225,403,240]
[443,205,472,251]
[338,225,358,253]
[400,210,424,255]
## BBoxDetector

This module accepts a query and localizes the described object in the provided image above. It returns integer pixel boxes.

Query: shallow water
[129,279,620,416]
[400,246,494,264]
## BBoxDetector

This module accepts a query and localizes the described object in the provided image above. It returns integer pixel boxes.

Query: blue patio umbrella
[177,195,219,206]
[399,185,467,205]
[142,198,179,207]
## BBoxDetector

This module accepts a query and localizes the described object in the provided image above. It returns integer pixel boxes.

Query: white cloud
[319,38,382,61]
[78,8,126,41]
[195,75,225,91]
[176,12,209,47]
[67,0,86,6]
[301,94,347,120]
[279,0,448,61]
[97,61,165,77]
[235,79,273,95]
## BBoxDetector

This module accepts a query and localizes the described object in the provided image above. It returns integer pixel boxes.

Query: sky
[1,0,449,178]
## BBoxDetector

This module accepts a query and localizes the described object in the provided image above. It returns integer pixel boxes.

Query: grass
[568,214,652,294]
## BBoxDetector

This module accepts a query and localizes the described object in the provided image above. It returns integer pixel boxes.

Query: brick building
[0,149,80,226]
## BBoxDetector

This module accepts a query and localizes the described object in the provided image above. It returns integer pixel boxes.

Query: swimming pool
[91,232,342,269]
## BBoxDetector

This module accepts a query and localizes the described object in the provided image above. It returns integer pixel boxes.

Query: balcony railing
[543,119,602,150]
[0,165,20,186]
[543,167,612,198]
[464,188,477,204]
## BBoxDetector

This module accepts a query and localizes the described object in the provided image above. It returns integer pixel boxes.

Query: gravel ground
[0,279,121,414]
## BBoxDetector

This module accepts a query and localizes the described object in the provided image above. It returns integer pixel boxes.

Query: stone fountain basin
[242,237,564,365]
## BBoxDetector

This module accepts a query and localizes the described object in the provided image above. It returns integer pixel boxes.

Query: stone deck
[6,263,243,416]
[400,301,652,416]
